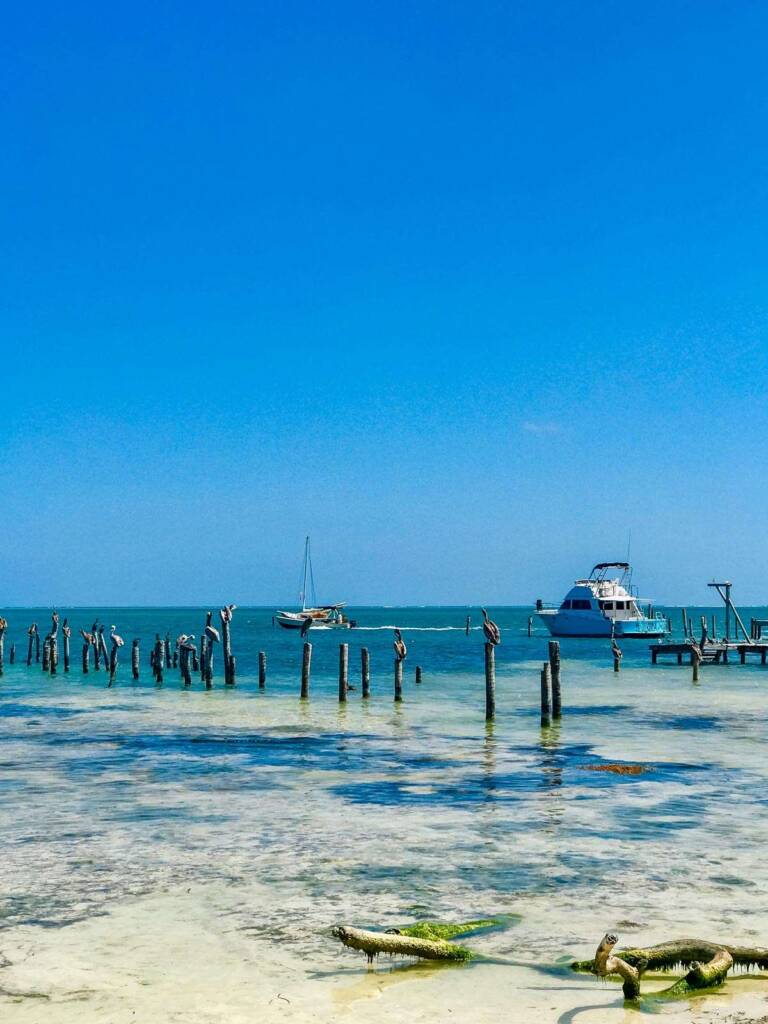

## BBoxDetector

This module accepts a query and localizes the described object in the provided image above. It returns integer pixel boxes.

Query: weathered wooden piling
[465,615,471,636]
[164,635,172,669]
[27,624,37,666]
[9,642,15,665]
[300,643,311,698]
[682,608,688,637]
[339,643,349,702]
[484,642,495,720]
[153,635,164,683]
[82,634,90,673]
[62,620,71,673]
[202,612,217,686]
[220,605,236,685]
[132,639,140,679]
[692,646,702,683]
[700,615,708,647]
[93,624,102,671]
[42,636,51,672]
[192,648,200,672]
[548,640,562,718]
[0,618,6,677]
[527,616,533,637]
[172,648,178,669]
[361,647,370,698]
[199,636,207,680]
[612,637,623,673]
[415,665,422,684]
[394,659,403,702]
[540,661,551,726]
[109,643,118,685]
[49,612,59,676]
[259,651,267,689]
[35,628,40,663]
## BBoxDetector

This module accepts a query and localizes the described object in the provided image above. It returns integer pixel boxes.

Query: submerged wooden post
[682,608,688,637]
[484,642,495,720]
[394,659,403,702]
[9,642,15,665]
[42,636,51,672]
[49,611,59,676]
[339,643,349,702]
[415,665,422,684]
[220,605,235,685]
[93,624,102,671]
[62,620,71,673]
[712,614,717,640]
[109,641,118,685]
[132,639,140,679]
[164,635,172,669]
[0,618,6,677]
[361,647,370,698]
[300,643,311,698]
[527,616,533,637]
[612,637,623,673]
[153,635,164,684]
[27,624,37,666]
[540,661,551,726]
[35,628,40,663]
[548,639,561,717]
[465,615,471,636]
[259,651,267,689]
[700,615,708,648]
[82,636,90,673]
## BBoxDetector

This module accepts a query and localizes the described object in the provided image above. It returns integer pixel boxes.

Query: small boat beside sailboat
[275,537,354,630]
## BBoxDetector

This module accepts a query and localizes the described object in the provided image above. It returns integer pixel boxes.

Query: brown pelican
[110,626,125,648]
[219,604,237,623]
[0,617,7,632]
[481,608,501,646]
[204,611,220,644]
[80,629,96,645]
[62,619,71,638]
[180,635,197,652]
[300,616,313,638]
[393,628,407,661]
[28,623,38,636]
[611,637,623,662]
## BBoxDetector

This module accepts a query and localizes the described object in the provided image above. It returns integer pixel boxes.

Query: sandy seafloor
[2,606,768,1024]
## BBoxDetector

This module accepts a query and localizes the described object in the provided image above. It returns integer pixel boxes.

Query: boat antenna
[300,536,310,611]
[308,537,317,607]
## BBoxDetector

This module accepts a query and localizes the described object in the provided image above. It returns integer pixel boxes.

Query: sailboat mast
[301,536,310,611]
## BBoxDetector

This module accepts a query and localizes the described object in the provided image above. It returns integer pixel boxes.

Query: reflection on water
[2,605,768,1018]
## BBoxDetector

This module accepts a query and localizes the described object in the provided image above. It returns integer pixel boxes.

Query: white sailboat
[275,537,350,630]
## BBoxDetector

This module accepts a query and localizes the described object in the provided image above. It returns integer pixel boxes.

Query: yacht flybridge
[536,563,669,638]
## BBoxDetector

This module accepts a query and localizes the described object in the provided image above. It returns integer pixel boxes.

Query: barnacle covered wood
[572,938,768,973]
[331,925,473,961]
[661,948,733,997]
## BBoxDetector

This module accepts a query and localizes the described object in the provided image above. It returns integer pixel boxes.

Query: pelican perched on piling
[80,628,96,645]
[62,619,71,638]
[28,623,38,636]
[393,628,407,662]
[0,617,7,632]
[300,616,313,638]
[110,626,125,648]
[481,608,501,646]
[219,604,237,624]
[204,612,220,644]
[180,634,197,652]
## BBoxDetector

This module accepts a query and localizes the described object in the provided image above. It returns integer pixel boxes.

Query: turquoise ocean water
[2,605,768,1021]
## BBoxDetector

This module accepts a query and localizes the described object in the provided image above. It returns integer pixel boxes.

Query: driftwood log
[573,933,756,1000]
[331,925,472,963]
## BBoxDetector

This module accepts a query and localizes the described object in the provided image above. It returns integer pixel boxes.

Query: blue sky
[2,1,767,605]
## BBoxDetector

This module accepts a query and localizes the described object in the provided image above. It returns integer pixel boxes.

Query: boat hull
[537,611,667,638]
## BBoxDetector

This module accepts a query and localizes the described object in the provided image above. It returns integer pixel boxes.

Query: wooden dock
[650,641,768,665]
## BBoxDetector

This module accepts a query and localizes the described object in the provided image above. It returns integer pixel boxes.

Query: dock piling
[540,661,552,726]
[339,643,348,702]
[301,643,311,698]
[361,647,370,698]
[394,659,403,702]
[62,620,71,673]
[484,642,495,720]
[548,640,562,717]
[415,665,422,684]
[132,639,140,680]
[259,651,267,689]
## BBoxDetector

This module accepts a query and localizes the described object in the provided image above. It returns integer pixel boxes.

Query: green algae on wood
[399,919,499,942]
[332,924,474,962]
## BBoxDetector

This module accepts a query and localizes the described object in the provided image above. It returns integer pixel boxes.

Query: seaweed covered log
[332,924,474,963]
[572,937,768,973]
[593,933,640,999]
[660,948,733,997]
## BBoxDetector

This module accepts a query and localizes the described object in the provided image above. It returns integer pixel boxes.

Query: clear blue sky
[2,1,767,606]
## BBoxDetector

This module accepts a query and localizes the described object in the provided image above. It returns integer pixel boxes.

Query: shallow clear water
[2,605,768,1022]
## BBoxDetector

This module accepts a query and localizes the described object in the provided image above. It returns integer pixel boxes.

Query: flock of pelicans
[0,606,503,681]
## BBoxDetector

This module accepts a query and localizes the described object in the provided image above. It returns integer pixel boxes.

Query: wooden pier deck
[650,641,768,665]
